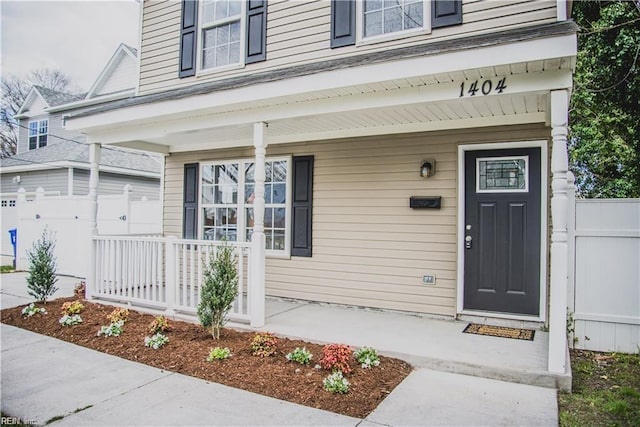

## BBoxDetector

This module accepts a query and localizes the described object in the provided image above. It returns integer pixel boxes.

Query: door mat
[463,323,535,341]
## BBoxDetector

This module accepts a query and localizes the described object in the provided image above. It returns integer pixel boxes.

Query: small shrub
[197,241,239,340]
[148,316,171,334]
[61,300,84,315]
[251,332,278,357]
[107,308,129,324]
[286,347,313,365]
[26,228,58,303]
[74,281,86,297]
[354,346,381,369]
[207,347,232,361]
[21,302,47,317]
[144,333,169,349]
[59,314,82,326]
[97,320,125,337]
[320,344,353,374]
[323,371,350,394]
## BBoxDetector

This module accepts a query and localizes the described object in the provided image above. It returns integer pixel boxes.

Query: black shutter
[246,1,267,64]
[183,163,199,239]
[432,0,462,29]
[330,0,356,48]
[179,0,198,78]
[291,156,314,257]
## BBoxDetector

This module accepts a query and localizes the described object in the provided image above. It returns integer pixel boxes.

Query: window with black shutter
[183,163,199,239]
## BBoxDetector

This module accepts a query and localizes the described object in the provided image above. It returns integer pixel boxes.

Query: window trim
[196,0,247,76]
[28,119,48,150]
[198,156,292,257]
[356,0,431,46]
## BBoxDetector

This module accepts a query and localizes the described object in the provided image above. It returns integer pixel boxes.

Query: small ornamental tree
[197,242,239,339]
[26,229,58,303]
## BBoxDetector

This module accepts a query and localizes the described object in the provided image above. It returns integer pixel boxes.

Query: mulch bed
[1,297,412,418]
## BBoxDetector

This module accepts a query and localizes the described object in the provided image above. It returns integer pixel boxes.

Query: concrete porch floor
[244,298,571,391]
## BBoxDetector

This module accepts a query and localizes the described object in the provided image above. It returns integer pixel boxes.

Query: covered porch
[68,21,577,380]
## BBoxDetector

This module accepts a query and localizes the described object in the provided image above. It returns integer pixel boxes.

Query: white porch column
[87,142,101,300]
[549,89,570,373]
[250,122,267,327]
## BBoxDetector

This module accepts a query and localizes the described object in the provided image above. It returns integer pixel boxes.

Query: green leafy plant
[207,347,232,361]
[286,347,313,365]
[1,265,15,273]
[197,241,239,339]
[148,316,171,334]
[320,344,353,374]
[97,320,125,337]
[251,332,278,357]
[61,300,84,315]
[59,314,82,326]
[26,228,58,303]
[107,308,129,324]
[323,371,350,394]
[144,333,169,349]
[21,302,47,317]
[354,346,380,369]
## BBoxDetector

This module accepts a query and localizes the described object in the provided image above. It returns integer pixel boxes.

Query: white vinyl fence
[569,199,640,353]
[91,236,252,323]
[12,186,162,277]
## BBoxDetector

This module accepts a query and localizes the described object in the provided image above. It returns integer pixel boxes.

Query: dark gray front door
[463,148,541,316]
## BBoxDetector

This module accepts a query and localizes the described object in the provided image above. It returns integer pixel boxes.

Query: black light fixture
[420,159,436,178]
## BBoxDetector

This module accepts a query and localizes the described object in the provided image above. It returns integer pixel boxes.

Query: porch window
[28,119,48,150]
[200,0,242,70]
[362,0,428,40]
[200,158,290,254]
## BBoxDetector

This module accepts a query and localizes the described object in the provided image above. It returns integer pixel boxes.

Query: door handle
[465,235,472,249]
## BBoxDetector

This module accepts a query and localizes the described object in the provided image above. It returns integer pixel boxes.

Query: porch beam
[549,89,569,374]
[84,70,571,146]
[250,122,267,327]
[87,142,101,300]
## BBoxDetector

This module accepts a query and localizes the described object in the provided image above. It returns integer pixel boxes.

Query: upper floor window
[363,0,426,39]
[200,0,243,71]
[28,119,48,150]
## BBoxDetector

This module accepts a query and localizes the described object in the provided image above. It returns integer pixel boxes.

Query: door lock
[465,235,473,249]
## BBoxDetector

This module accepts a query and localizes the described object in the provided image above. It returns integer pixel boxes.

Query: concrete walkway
[1,272,559,426]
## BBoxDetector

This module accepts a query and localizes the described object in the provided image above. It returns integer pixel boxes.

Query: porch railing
[91,236,252,323]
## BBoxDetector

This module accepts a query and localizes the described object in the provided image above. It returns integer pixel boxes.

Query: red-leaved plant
[320,344,353,374]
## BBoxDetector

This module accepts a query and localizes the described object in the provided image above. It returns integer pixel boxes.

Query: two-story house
[66,0,578,378]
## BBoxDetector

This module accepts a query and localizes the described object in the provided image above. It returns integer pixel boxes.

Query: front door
[463,148,541,316]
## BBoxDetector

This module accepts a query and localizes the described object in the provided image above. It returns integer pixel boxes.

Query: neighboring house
[1,43,160,200]
[0,44,161,265]
[67,1,578,376]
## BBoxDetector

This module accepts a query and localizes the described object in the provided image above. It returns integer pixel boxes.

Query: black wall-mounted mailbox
[410,196,442,209]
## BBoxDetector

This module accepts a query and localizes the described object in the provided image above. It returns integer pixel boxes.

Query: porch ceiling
[76,57,574,154]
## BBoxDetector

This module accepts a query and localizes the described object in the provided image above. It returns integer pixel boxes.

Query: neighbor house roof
[0,140,162,175]
[33,86,86,107]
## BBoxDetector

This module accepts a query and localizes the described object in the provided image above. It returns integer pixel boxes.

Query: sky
[1,0,140,92]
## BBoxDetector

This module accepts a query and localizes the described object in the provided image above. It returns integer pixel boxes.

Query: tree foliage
[197,242,239,339]
[26,228,59,303]
[570,1,640,198]
[0,69,75,158]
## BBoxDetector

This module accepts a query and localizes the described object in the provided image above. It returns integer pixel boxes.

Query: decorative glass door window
[201,158,290,253]
[476,156,529,193]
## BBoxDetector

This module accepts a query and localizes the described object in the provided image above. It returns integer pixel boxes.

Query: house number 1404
[459,77,507,97]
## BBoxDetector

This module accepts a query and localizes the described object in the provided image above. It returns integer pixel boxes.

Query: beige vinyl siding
[138,0,558,94]
[163,124,549,316]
